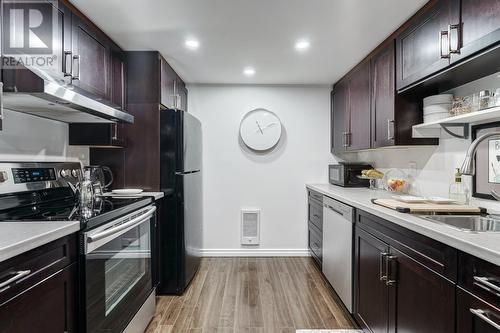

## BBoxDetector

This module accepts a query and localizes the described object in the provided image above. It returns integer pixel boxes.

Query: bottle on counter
[449,168,469,205]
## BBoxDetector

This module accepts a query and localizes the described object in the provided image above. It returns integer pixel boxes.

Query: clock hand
[255,122,278,133]
[256,120,264,134]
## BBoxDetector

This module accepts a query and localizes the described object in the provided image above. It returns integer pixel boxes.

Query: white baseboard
[200,248,310,257]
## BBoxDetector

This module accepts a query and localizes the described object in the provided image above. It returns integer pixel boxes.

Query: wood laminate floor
[145,257,357,333]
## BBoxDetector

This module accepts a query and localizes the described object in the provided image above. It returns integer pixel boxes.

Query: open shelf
[412,105,500,139]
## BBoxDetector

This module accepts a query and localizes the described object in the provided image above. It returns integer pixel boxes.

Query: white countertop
[0,221,80,263]
[307,183,500,266]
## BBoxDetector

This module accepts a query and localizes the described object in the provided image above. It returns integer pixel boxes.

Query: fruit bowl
[383,169,409,193]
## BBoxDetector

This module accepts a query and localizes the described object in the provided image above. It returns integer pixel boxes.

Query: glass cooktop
[0,188,152,229]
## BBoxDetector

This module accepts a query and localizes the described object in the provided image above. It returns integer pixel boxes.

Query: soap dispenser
[449,168,469,204]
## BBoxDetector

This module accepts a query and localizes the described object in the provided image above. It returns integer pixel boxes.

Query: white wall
[188,84,335,256]
[0,110,89,163]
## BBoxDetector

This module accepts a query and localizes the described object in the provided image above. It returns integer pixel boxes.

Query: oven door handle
[86,206,156,244]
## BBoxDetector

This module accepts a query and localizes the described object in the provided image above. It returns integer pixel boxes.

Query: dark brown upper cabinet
[160,57,177,109]
[396,0,452,91]
[347,60,371,151]
[371,41,395,148]
[331,60,371,152]
[159,58,187,111]
[331,80,349,152]
[450,0,500,63]
[70,12,111,101]
[47,1,73,83]
[177,78,188,112]
[111,45,127,111]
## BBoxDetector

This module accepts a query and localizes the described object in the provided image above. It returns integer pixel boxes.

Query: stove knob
[71,169,80,178]
[60,169,70,178]
[0,171,8,182]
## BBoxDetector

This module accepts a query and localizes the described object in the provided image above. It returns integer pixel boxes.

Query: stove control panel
[0,162,82,195]
[12,168,56,183]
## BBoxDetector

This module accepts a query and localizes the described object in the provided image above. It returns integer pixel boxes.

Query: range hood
[2,66,134,124]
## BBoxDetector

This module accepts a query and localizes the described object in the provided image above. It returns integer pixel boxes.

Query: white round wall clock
[239,109,282,151]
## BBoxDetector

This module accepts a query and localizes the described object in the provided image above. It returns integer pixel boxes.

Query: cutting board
[371,198,486,214]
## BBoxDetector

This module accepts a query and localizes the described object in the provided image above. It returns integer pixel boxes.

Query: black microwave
[329,162,373,187]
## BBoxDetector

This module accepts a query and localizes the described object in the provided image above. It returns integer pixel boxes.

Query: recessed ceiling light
[295,39,310,51]
[243,67,255,76]
[185,39,200,50]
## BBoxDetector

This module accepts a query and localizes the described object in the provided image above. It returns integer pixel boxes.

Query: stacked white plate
[423,94,453,123]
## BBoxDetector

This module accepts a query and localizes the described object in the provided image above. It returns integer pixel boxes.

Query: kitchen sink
[421,215,500,232]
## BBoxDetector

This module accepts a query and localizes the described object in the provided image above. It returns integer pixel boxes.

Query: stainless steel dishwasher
[322,196,354,312]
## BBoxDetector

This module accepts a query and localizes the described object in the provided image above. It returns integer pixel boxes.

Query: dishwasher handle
[323,198,354,222]
[324,203,346,217]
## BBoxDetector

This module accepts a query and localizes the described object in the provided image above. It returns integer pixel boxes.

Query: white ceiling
[69,0,427,85]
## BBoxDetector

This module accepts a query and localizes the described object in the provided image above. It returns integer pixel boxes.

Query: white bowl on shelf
[423,94,453,107]
[423,104,452,115]
[424,112,449,123]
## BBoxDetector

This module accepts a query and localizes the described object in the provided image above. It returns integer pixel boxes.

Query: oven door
[82,205,156,333]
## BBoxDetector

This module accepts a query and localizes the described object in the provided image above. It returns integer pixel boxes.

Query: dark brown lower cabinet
[0,235,77,333]
[457,287,500,333]
[388,246,455,333]
[354,211,456,333]
[354,227,390,333]
[0,264,77,333]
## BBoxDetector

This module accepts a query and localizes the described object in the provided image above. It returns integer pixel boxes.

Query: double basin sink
[421,215,500,233]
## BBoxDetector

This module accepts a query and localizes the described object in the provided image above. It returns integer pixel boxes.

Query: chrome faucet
[460,131,500,200]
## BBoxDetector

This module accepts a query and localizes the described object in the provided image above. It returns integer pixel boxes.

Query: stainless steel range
[0,161,156,333]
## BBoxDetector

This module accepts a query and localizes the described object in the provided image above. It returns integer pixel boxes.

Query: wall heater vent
[241,209,260,245]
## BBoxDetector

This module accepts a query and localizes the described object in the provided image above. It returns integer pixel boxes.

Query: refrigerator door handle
[176,170,201,175]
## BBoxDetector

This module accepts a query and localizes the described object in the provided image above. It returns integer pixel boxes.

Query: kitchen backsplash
[0,110,90,165]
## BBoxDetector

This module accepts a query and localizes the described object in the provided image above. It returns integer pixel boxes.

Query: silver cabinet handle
[0,82,3,131]
[0,270,31,289]
[342,131,348,148]
[87,206,156,243]
[72,55,81,80]
[387,119,395,140]
[379,252,388,281]
[112,123,118,140]
[473,276,500,297]
[385,255,397,286]
[63,51,72,77]
[448,24,461,54]
[440,30,450,59]
[470,309,500,331]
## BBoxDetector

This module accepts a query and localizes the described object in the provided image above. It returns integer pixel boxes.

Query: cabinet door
[111,47,126,110]
[177,79,188,111]
[353,226,390,333]
[395,0,452,90]
[457,287,500,333]
[71,14,110,100]
[160,57,176,109]
[389,247,455,333]
[371,42,395,148]
[48,1,72,81]
[450,0,500,63]
[0,263,77,333]
[331,81,348,152]
[348,60,371,150]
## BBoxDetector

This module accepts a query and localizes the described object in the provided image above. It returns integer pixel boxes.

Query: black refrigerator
[157,109,202,295]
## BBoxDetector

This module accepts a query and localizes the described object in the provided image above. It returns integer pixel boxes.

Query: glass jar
[495,88,500,107]
[471,93,480,112]
[479,90,494,110]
